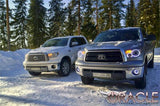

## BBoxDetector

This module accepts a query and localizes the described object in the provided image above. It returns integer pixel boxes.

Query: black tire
[135,60,147,89]
[148,50,154,68]
[58,59,71,76]
[81,76,94,84]
[29,71,41,76]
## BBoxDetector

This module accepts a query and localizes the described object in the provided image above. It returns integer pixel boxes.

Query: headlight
[78,50,85,59]
[25,54,28,58]
[48,52,59,58]
[125,49,141,58]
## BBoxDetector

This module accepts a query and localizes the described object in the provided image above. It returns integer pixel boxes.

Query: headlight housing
[125,49,141,58]
[78,50,85,60]
[25,54,28,59]
[25,54,29,61]
[48,52,59,58]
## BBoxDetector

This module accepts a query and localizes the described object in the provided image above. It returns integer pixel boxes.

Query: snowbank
[0,49,30,77]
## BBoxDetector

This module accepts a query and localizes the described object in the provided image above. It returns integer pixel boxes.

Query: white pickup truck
[23,36,88,76]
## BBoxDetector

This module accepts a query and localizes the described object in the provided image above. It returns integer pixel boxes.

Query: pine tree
[28,0,46,48]
[99,0,125,31]
[93,0,99,34]
[0,0,7,50]
[125,0,136,27]
[6,0,11,50]
[65,2,77,35]
[48,0,66,38]
[70,0,86,35]
[78,0,81,35]
[100,0,113,30]
[138,0,159,46]
[150,0,159,46]
[138,0,152,33]
[81,0,97,40]
[114,0,125,28]
[12,0,27,49]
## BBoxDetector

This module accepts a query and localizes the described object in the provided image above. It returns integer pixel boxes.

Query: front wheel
[58,59,71,76]
[29,71,41,76]
[81,76,94,84]
[148,50,154,68]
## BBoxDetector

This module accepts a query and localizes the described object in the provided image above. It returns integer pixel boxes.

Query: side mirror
[147,34,156,41]
[71,42,78,47]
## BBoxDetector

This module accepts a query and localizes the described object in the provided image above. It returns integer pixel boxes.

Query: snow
[0,48,160,106]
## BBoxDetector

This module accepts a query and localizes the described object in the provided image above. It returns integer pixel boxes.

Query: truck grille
[28,53,48,62]
[85,50,123,62]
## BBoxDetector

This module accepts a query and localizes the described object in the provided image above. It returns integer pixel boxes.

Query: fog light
[51,65,56,69]
[132,69,140,75]
[76,67,80,72]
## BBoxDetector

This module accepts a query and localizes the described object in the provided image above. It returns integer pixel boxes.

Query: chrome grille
[85,50,123,62]
[28,53,48,62]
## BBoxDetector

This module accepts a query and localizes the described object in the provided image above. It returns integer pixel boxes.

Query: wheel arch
[61,56,71,64]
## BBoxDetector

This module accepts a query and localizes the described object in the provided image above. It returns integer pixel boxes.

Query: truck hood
[85,41,142,51]
[29,46,65,54]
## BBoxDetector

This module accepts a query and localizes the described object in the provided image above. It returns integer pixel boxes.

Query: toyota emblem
[98,54,106,60]
[33,56,38,61]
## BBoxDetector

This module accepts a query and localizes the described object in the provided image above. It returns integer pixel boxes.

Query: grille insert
[28,53,48,62]
[85,50,123,62]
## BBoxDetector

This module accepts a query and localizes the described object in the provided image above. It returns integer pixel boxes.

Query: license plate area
[83,69,126,80]
[26,66,48,72]
[31,68,41,71]
[93,72,111,78]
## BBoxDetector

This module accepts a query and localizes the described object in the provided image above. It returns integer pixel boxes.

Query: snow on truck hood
[29,46,64,54]
[85,41,142,50]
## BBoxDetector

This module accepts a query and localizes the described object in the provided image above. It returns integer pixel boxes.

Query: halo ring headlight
[125,49,141,58]
[132,49,141,57]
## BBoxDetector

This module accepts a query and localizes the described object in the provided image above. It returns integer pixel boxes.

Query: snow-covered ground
[0,48,160,106]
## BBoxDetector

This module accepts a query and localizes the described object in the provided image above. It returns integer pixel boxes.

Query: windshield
[42,38,68,47]
[94,29,140,42]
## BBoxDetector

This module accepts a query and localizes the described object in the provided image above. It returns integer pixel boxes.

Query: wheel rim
[62,61,70,75]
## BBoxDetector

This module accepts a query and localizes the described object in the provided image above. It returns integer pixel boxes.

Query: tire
[148,50,154,68]
[58,59,71,76]
[135,60,147,89]
[29,71,41,76]
[81,76,94,84]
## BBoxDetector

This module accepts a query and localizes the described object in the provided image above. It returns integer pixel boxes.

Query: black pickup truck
[76,27,156,89]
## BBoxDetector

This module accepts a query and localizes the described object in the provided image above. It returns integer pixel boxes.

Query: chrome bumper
[75,60,144,80]
[23,61,60,72]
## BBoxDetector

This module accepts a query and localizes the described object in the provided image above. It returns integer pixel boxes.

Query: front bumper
[75,60,144,80]
[23,61,60,72]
